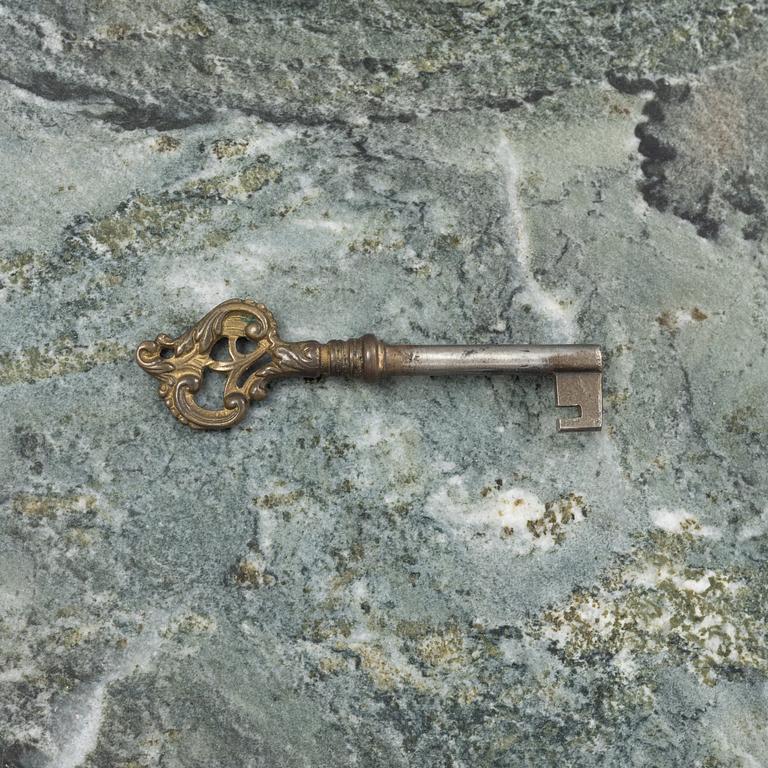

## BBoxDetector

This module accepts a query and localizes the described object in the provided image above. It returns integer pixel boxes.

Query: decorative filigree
[136,299,320,429]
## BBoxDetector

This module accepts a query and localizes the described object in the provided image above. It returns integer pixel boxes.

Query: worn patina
[135,298,603,431]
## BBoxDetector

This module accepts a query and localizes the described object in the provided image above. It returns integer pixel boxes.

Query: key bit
[136,299,603,432]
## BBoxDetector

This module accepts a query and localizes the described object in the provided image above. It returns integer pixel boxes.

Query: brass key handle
[136,298,603,432]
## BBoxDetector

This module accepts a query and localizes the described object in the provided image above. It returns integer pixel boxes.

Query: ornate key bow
[136,299,603,432]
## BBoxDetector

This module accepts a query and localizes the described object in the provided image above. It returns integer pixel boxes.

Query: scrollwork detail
[135,299,321,429]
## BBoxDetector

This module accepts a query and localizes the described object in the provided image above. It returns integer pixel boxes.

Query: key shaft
[384,343,601,376]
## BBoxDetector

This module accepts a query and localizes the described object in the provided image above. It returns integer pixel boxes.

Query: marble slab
[1,2,767,766]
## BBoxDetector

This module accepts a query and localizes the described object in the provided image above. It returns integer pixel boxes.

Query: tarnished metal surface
[137,299,603,432]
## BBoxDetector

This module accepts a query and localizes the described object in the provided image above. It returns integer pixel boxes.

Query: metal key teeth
[136,298,603,432]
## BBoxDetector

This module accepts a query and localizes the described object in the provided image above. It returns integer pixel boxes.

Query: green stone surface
[1,2,767,767]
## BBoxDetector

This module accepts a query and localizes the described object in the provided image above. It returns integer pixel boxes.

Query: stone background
[1,2,767,766]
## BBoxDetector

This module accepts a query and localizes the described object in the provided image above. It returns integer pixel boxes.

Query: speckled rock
[1,2,767,767]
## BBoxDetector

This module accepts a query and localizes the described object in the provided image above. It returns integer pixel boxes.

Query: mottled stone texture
[1,2,767,767]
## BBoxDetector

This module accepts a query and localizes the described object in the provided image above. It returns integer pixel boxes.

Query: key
[136,299,603,432]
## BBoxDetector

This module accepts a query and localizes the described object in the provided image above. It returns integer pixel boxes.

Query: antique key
[136,299,602,432]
